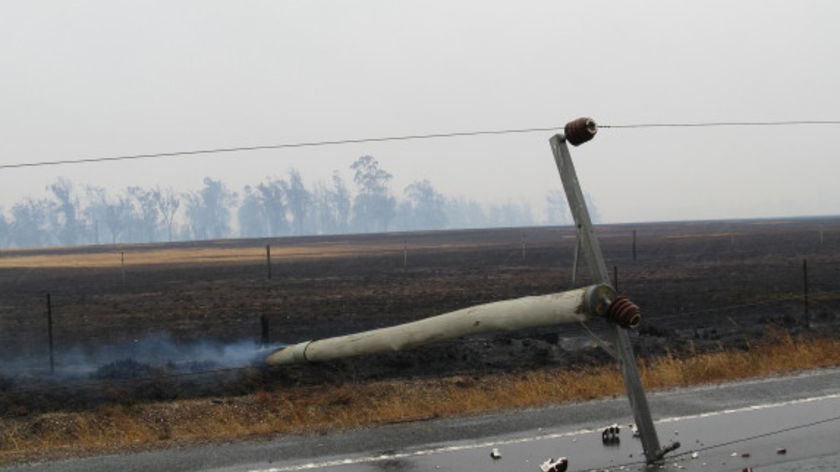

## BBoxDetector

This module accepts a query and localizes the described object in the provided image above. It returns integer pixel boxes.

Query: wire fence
[1,221,837,417]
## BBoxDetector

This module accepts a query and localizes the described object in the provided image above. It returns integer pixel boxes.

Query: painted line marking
[247,393,840,472]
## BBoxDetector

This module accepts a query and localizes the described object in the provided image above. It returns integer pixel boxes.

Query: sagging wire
[613,412,840,469]
[0,126,563,170]
[601,120,840,129]
[3,120,840,170]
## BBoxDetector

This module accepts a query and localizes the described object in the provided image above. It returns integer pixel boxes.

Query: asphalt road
[5,368,840,472]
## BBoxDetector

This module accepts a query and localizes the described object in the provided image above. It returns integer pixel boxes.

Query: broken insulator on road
[539,457,568,472]
[602,423,621,445]
[605,295,641,329]
[564,117,598,146]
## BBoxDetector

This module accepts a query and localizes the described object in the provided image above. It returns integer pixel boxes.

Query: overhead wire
[3,119,839,462]
[3,120,840,170]
[601,120,840,129]
[0,126,563,170]
[613,410,840,469]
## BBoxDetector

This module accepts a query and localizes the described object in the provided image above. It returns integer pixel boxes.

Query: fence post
[803,259,809,319]
[613,265,619,292]
[266,245,272,280]
[260,313,270,347]
[632,229,637,261]
[46,293,55,374]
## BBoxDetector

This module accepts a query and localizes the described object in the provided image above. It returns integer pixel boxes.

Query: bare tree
[48,178,81,246]
[351,155,395,233]
[185,178,236,240]
[153,186,181,242]
[282,169,311,235]
[127,186,160,242]
[84,186,133,244]
[311,173,351,235]
[238,185,267,238]
[9,198,50,248]
[404,179,447,230]
[256,177,289,236]
[0,209,9,248]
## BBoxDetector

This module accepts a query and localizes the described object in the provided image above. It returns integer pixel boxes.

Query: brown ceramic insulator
[605,295,641,329]
[564,117,598,146]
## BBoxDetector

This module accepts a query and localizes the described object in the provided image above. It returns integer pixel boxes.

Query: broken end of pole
[265,341,311,365]
[653,441,681,463]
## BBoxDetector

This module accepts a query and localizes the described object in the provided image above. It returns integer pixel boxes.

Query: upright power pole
[550,130,666,463]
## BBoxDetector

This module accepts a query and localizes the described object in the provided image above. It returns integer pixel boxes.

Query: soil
[1,217,839,411]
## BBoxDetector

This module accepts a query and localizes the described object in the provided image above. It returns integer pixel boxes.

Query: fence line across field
[1,295,831,410]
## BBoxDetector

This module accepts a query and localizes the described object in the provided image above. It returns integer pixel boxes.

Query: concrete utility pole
[264,116,672,464]
[550,123,669,463]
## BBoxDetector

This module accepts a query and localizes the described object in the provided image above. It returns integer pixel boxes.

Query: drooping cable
[3,120,840,170]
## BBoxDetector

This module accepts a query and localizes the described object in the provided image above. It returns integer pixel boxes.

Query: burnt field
[1,217,839,412]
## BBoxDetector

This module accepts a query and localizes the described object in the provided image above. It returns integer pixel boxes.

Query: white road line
[247,393,840,472]
[656,392,840,424]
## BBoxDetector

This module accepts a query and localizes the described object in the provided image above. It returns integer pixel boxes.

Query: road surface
[4,368,839,472]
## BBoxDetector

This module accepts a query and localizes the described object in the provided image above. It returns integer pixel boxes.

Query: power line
[0,126,563,170]
[3,120,840,170]
[601,120,840,129]
[616,411,840,469]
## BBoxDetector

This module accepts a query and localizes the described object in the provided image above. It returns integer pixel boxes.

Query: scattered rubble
[602,423,621,445]
[539,457,568,472]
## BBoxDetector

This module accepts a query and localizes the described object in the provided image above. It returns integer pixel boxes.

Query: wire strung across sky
[2,120,840,170]
[600,120,840,129]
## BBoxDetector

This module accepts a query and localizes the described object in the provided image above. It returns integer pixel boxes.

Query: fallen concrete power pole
[266,283,621,365]
[265,116,672,465]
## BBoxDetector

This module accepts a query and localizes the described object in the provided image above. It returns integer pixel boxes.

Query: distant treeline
[0,155,587,249]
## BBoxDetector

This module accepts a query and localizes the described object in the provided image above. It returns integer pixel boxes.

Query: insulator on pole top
[564,117,598,146]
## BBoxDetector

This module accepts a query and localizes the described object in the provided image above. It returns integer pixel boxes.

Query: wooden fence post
[46,293,55,374]
[613,265,619,292]
[803,259,809,319]
[260,313,270,347]
[266,245,272,280]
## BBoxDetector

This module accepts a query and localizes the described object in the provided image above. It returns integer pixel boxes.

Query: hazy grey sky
[2,1,838,223]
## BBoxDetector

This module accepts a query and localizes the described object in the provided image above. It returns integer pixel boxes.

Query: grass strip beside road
[1,332,839,465]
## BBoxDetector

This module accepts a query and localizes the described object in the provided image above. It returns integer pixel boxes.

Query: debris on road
[601,423,621,444]
[539,456,568,472]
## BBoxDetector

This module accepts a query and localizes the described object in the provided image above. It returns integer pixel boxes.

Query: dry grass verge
[2,331,839,465]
